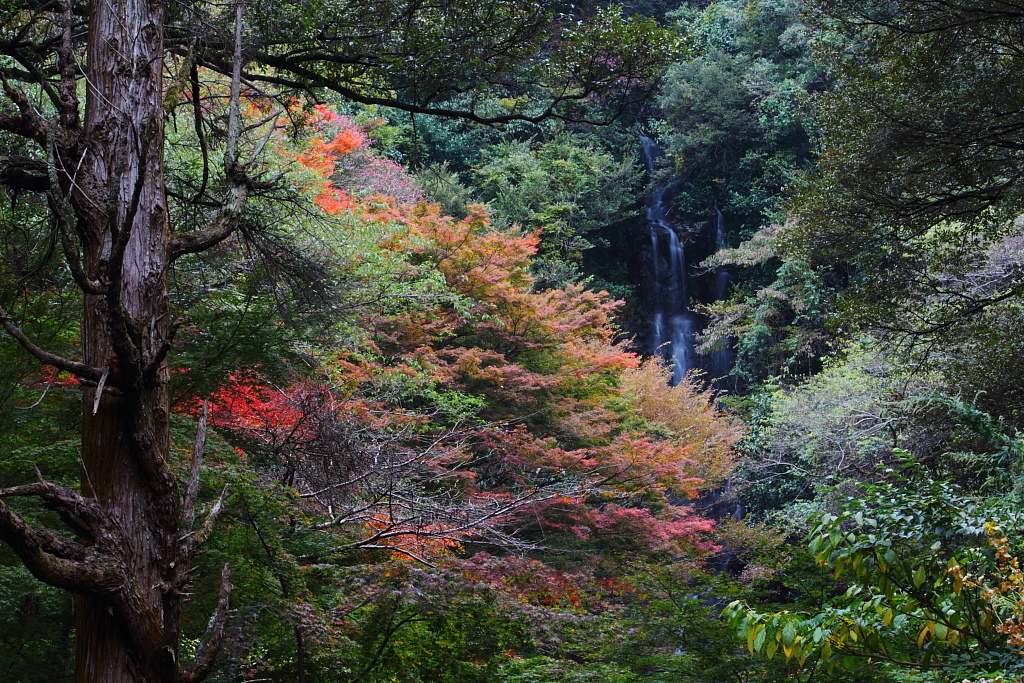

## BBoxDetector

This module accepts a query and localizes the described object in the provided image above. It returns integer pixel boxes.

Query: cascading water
[712,204,730,301]
[708,203,735,379]
[640,135,697,383]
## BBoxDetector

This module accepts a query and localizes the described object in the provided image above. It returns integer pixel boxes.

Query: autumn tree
[0,1,676,681]
[160,114,741,680]
[260,117,737,564]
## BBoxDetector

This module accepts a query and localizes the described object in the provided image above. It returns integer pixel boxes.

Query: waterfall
[709,202,734,379]
[640,136,697,383]
[712,203,730,301]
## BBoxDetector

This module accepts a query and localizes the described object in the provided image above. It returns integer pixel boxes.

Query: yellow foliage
[950,524,1024,656]
[621,360,745,490]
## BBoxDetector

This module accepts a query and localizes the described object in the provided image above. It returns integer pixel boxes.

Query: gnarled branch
[182,401,208,533]
[0,499,111,592]
[169,6,249,262]
[0,475,110,538]
[0,304,105,382]
[0,155,49,191]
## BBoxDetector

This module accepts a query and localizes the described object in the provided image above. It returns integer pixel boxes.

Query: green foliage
[498,658,634,682]
[908,296,1024,430]
[698,236,835,387]
[787,0,1024,338]
[227,2,679,125]
[728,468,1024,678]
[471,135,641,287]
[0,563,73,681]
[414,161,474,218]
[733,340,1024,518]
[674,2,1024,682]
[660,0,820,233]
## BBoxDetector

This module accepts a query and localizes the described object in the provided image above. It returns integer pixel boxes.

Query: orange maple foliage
[291,104,420,211]
[204,104,739,564]
[293,108,366,212]
[365,513,473,560]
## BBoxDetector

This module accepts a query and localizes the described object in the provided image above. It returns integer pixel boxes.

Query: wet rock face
[639,135,698,383]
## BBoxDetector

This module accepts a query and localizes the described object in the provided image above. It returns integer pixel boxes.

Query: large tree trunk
[75,0,178,679]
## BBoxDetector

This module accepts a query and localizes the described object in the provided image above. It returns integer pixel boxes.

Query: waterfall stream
[638,137,735,384]
[640,135,697,383]
[709,203,734,379]
[712,204,729,301]
[637,137,745,541]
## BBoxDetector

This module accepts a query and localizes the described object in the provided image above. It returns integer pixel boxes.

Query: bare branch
[225,4,243,173]
[182,401,208,533]
[0,112,46,143]
[188,61,210,203]
[46,126,105,295]
[241,112,281,170]
[190,484,230,551]
[91,366,109,415]
[169,7,249,261]
[225,54,634,127]
[167,185,247,259]
[352,545,435,567]
[144,317,182,383]
[178,564,232,683]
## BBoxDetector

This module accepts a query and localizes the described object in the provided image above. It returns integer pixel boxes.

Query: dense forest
[0,0,1023,681]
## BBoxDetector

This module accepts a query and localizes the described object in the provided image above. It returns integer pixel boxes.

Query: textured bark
[74,0,177,680]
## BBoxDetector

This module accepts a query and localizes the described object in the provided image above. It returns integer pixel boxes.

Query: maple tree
[141,114,746,679]
[200,112,738,562]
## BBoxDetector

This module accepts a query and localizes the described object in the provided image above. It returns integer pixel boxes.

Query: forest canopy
[1,1,1024,682]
